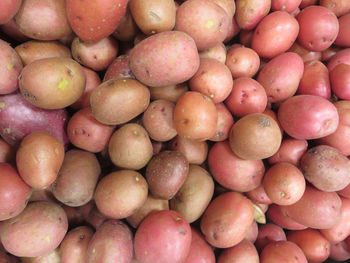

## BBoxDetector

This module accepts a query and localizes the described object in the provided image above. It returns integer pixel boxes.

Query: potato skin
[0,0,22,24]
[218,240,259,263]
[320,0,350,17]
[90,78,150,125]
[255,223,287,252]
[267,204,307,231]
[19,57,86,109]
[0,201,68,257]
[16,131,65,189]
[268,138,308,166]
[235,0,271,30]
[86,220,133,263]
[260,241,308,263]
[129,31,200,87]
[184,228,215,263]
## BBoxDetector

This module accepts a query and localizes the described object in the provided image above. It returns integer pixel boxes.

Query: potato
[218,240,259,263]
[0,163,31,221]
[113,5,138,42]
[271,0,302,12]
[330,240,350,261]
[252,11,299,58]
[208,141,265,192]
[244,221,259,243]
[15,40,71,66]
[255,223,287,252]
[94,170,148,219]
[16,131,64,189]
[66,0,127,42]
[297,5,339,51]
[142,99,177,142]
[0,251,11,263]
[0,138,15,163]
[268,138,308,166]
[103,55,135,82]
[246,184,272,205]
[0,39,23,94]
[175,0,229,51]
[60,226,94,263]
[14,0,72,40]
[0,91,69,148]
[189,58,233,103]
[86,205,108,230]
[134,210,192,263]
[327,48,350,71]
[90,78,150,125]
[29,189,56,203]
[320,0,350,17]
[234,0,270,30]
[129,31,200,87]
[200,191,255,248]
[281,185,342,229]
[149,83,188,103]
[1,18,29,42]
[267,204,307,230]
[288,41,322,62]
[199,42,227,64]
[260,241,308,263]
[126,195,169,228]
[0,201,68,257]
[225,77,267,117]
[0,0,21,24]
[257,52,304,103]
[86,220,133,263]
[224,16,240,43]
[61,202,93,228]
[229,113,282,160]
[300,145,350,192]
[71,36,118,72]
[52,150,100,207]
[108,123,153,170]
[209,103,234,142]
[184,228,215,263]
[334,13,350,47]
[169,135,208,165]
[130,0,176,35]
[146,150,189,199]
[330,63,350,99]
[173,91,218,141]
[19,57,86,109]
[21,248,60,263]
[170,165,214,223]
[67,107,115,153]
[277,95,339,140]
[322,45,341,62]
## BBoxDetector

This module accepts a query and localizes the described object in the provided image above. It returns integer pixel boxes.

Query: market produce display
[2,0,350,262]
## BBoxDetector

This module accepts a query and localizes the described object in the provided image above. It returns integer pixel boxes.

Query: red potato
[271,0,302,12]
[225,45,260,79]
[66,0,127,42]
[86,205,108,230]
[234,0,271,30]
[251,11,299,58]
[330,63,350,99]
[0,18,29,42]
[225,77,267,117]
[319,100,350,156]
[0,39,22,94]
[173,91,218,141]
[277,95,339,140]
[113,5,138,42]
[288,42,322,62]
[211,0,236,19]
[260,241,308,263]
[338,183,350,199]
[321,45,341,62]
[20,247,60,263]
[281,185,342,229]
[335,13,350,47]
[257,52,304,103]
[189,58,233,103]
[86,220,133,263]
[0,163,31,221]
[134,210,192,263]
[129,31,200,87]
[321,197,350,244]
[0,0,22,24]
[200,191,255,248]
[184,228,215,263]
[208,141,265,192]
[245,221,259,243]
[209,103,234,142]
[149,83,188,103]
[327,48,350,71]
[0,138,15,163]
[268,138,308,166]
[239,30,254,47]
[267,204,308,230]
[16,132,65,189]
[14,0,72,40]
[297,60,331,99]
[103,55,135,82]
[71,36,119,72]
[60,226,94,263]
[0,201,68,257]
[175,0,230,51]
[224,16,240,43]
[320,0,350,17]
[67,107,115,153]
[246,184,273,205]
[297,5,339,52]
[330,240,350,261]
[61,202,93,228]
[199,42,227,64]
[169,135,208,164]
[287,229,331,263]
[218,240,259,263]
[255,223,287,252]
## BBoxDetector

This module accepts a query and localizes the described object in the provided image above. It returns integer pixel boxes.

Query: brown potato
[108,123,153,170]
[146,150,189,200]
[126,195,169,228]
[142,99,177,142]
[52,150,100,207]
[94,170,148,219]
[235,0,271,30]
[19,57,86,109]
[90,78,150,125]
[149,83,188,103]
[16,131,65,189]
[130,0,176,35]
[229,113,282,160]
[170,164,214,223]
[113,6,139,42]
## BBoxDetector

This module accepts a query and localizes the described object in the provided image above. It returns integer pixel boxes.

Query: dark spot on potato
[216,131,225,138]
[258,117,270,127]
[107,80,115,86]
[200,70,206,75]
[178,228,187,235]
[76,16,82,21]
[93,55,97,59]
[67,69,73,76]
[309,149,318,154]
[58,217,62,222]
[146,69,151,77]
[211,232,218,240]
[77,56,82,62]
[181,119,189,125]
[79,234,85,241]
[161,107,165,112]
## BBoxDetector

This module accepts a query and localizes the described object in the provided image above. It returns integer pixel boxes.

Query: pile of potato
[1,0,350,262]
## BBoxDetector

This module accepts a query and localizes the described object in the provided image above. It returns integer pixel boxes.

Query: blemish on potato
[58,79,69,91]
[6,64,13,71]
[44,236,51,243]
[0,102,5,109]
[3,127,11,134]
[205,20,215,29]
